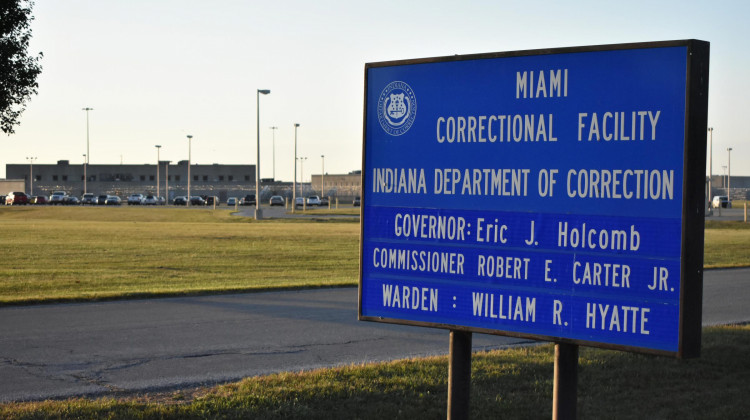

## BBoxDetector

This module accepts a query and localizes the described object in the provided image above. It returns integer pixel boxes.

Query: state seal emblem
[377,81,417,136]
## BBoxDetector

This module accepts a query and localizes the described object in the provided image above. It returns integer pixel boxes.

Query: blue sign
[360,41,709,357]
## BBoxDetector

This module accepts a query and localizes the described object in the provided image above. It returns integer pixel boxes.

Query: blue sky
[4,0,748,179]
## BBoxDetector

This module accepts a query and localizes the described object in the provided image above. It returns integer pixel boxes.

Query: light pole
[187,135,193,206]
[321,154,325,196]
[256,89,271,220]
[727,147,733,199]
[82,107,93,194]
[300,157,307,193]
[82,154,86,194]
[707,127,713,200]
[82,107,93,163]
[155,145,161,197]
[165,161,170,203]
[26,157,36,195]
[293,123,300,212]
[270,126,278,181]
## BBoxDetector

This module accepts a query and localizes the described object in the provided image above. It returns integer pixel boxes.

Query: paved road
[1,269,748,402]
[705,206,748,222]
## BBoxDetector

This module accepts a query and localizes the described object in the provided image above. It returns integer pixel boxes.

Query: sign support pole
[447,330,472,420]
[552,343,579,420]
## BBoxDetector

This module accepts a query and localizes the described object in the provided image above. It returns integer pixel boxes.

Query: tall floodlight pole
[256,89,271,220]
[82,108,93,194]
[707,127,713,200]
[26,157,36,195]
[165,161,170,203]
[155,145,162,197]
[82,107,93,161]
[82,154,86,194]
[270,126,278,181]
[300,157,307,193]
[727,147,733,200]
[293,123,300,212]
[321,155,325,195]
[187,135,193,206]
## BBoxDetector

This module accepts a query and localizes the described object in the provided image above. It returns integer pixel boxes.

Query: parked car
[143,195,158,205]
[105,195,122,205]
[240,194,256,206]
[97,194,109,205]
[127,194,144,205]
[5,191,29,205]
[63,196,80,205]
[31,195,47,205]
[190,196,206,206]
[81,193,97,205]
[319,196,329,207]
[49,191,68,205]
[158,196,166,205]
[205,196,219,206]
[306,195,321,206]
[353,196,361,207]
[295,197,305,207]
[173,196,188,205]
[712,195,731,209]
[227,197,237,206]
[269,195,285,206]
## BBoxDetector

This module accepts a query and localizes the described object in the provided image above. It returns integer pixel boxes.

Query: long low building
[6,160,264,201]
[6,161,363,202]
[708,175,750,201]
[310,170,362,199]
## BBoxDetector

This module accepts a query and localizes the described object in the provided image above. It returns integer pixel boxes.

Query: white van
[711,196,731,208]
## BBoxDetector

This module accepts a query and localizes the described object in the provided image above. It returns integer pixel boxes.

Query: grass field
[0,324,747,419]
[704,220,750,268]
[1,206,749,304]
[1,208,748,417]
[0,207,359,305]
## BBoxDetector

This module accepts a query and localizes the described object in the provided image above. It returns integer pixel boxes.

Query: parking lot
[5,191,360,211]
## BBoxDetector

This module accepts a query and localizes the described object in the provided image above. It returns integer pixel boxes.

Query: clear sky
[3,0,749,180]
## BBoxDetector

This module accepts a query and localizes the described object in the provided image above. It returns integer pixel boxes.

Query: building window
[175,175,181,181]
[62,175,68,181]
[140,175,146,181]
[228,175,233,181]
[35,175,41,181]
[193,175,199,181]
[90,175,96,181]
[245,175,250,181]
[219,175,224,181]
[149,175,155,181]
[202,175,208,181]
[81,175,85,181]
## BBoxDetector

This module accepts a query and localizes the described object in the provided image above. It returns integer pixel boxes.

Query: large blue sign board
[359,41,709,357]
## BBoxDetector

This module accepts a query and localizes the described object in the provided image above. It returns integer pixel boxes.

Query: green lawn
[1,208,748,418]
[704,220,750,268]
[0,207,359,305]
[1,324,747,419]
[1,207,748,304]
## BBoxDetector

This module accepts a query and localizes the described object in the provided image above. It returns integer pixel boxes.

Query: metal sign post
[447,330,472,420]
[552,343,579,420]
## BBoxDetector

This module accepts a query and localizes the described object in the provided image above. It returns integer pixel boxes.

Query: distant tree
[0,0,42,134]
